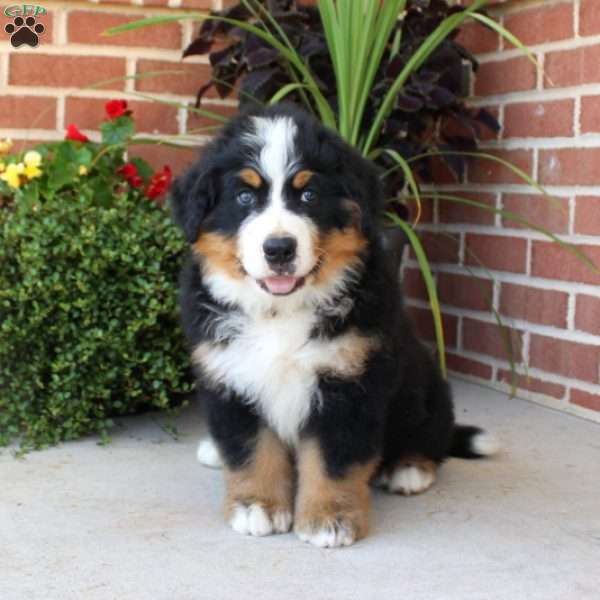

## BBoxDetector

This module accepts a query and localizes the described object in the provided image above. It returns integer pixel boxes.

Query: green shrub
[0,104,193,450]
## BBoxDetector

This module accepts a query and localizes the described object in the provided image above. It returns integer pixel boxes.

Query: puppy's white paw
[295,521,356,548]
[196,438,223,469]
[229,503,292,537]
[471,432,501,457]
[388,464,436,496]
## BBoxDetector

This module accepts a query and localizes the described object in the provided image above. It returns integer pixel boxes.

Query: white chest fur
[192,309,375,445]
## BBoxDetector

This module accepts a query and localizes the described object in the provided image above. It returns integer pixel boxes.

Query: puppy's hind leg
[376,455,438,496]
[197,436,224,469]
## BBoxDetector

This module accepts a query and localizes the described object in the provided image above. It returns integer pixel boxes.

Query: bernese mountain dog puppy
[171,104,498,548]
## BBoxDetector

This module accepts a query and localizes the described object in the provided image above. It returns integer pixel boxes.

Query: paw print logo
[5,16,45,48]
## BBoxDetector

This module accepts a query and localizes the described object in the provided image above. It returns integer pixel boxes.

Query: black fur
[172,104,490,483]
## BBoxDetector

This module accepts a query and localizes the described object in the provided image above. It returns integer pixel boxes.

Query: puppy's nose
[263,236,297,266]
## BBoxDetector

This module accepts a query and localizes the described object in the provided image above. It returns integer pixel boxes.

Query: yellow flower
[0,162,25,189]
[24,150,42,168]
[22,150,43,180]
[0,162,5,173]
[24,164,43,179]
[0,138,13,155]
[79,165,88,176]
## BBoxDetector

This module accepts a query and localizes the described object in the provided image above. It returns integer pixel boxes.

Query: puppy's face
[172,108,381,307]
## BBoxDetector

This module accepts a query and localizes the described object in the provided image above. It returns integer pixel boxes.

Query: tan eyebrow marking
[292,170,315,189]
[238,168,263,189]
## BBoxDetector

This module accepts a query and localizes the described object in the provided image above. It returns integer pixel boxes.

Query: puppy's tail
[449,425,500,459]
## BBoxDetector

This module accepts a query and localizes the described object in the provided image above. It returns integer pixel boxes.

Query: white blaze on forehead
[249,115,298,193]
[239,115,316,280]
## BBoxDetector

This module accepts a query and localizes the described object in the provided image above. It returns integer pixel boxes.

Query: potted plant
[105,0,596,383]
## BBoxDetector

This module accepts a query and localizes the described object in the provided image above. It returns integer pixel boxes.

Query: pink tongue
[263,276,298,295]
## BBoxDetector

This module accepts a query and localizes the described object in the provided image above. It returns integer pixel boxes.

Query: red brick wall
[404,0,600,421]
[0,0,232,174]
[2,0,599,421]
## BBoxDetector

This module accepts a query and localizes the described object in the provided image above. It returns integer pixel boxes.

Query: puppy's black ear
[169,161,219,243]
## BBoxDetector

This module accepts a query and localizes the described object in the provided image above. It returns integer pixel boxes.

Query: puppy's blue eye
[301,190,317,204]
[237,190,256,207]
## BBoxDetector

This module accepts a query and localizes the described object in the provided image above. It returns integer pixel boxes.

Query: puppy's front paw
[295,518,357,548]
[228,502,292,537]
[294,508,367,548]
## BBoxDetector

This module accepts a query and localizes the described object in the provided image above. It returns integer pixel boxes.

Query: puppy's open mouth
[259,276,306,296]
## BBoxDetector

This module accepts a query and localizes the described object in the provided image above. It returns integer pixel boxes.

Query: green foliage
[0,107,192,451]
[104,3,597,387]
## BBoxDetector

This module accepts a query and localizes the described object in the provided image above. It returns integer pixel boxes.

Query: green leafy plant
[0,102,192,451]
[105,0,596,385]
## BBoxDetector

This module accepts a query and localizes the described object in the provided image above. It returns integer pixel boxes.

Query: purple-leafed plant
[184,0,499,197]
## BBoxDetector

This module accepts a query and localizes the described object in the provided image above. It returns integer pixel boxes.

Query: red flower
[117,163,138,180]
[105,99,130,120]
[145,166,173,199]
[65,124,89,143]
[130,175,144,188]
[117,162,144,188]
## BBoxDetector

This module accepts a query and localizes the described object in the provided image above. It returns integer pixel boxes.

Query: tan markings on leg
[387,455,438,496]
[225,429,294,535]
[193,232,244,280]
[294,439,378,547]
[291,169,314,189]
[311,227,367,287]
[238,168,263,189]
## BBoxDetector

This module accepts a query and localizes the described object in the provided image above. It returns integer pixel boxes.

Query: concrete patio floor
[2,380,600,600]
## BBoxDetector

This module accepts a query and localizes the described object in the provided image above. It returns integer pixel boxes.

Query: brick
[456,21,499,54]
[9,54,126,90]
[136,60,214,97]
[65,97,179,135]
[437,272,493,312]
[500,283,568,328]
[545,45,600,88]
[402,268,428,301]
[463,317,523,362]
[438,190,496,226]
[465,234,528,273]
[502,194,569,234]
[503,99,574,139]
[580,0,600,37]
[416,232,460,264]
[575,295,600,336]
[406,306,458,349]
[186,103,237,133]
[475,57,536,96]
[469,149,533,185]
[530,335,600,384]
[497,370,565,399]
[428,155,462,185]
[570,389,600,411]
[68,11,182,49]
[531,241,600,285]
[539,148,600,186]
[406,197,434,224]
[574,197,600,236]
[180,0,213,7]
[503,3,573,47]
[446,353,493,380]
[580,96,600,134]
[128,142,200,177]
[0,96,56,129]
